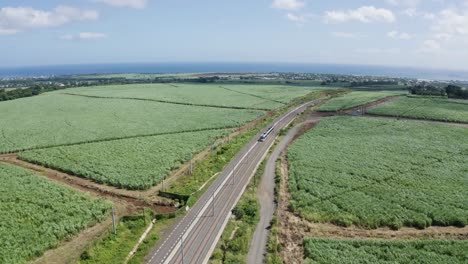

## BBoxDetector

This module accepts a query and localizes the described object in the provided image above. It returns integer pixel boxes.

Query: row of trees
[446,85,468,99]
[410,84,468,99]
[0,86,45,101]
[350,80,399,87]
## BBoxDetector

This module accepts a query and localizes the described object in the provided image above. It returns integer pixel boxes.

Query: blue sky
[1,0,468,70]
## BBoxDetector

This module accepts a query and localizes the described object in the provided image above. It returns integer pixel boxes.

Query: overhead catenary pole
[190,151,193,175]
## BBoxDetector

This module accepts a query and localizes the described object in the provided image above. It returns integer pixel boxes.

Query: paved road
[246,123,306,264]
[146,99,321,264]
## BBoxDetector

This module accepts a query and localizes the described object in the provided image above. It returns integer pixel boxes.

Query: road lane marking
[156,142,259,264]
[149,100,318,264]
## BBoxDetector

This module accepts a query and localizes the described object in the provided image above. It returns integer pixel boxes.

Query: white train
[259,126,274,142]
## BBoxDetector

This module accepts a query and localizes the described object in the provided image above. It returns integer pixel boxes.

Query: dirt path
[246,119,323,264]
[0,155,177,212]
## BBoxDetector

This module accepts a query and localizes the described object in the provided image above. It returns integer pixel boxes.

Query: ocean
[0,62,467,81]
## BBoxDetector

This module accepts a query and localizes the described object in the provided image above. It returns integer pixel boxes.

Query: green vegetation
[167,125,264,201]
[79,212,174,264]
[0,84,70,102]
[0,163,111,264]
[288,116,468,229]
[210,161,264,264]
[62,83,313,110]
[317,91,404,112]
[265,162,285,264]
[167,90,324,205]
[304,238,468,264]
[368,96,468,123]
[19,130,228,190]
[409,84,468,99]
[0,93,263,153]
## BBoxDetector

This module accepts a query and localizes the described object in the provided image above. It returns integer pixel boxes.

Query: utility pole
[254,169,256,186]
[112,207,117,236]
[162,177,165,192]
[190,152,193,175]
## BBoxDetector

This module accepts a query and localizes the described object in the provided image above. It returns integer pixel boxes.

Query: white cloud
[419,39,441,53]
[272,0,305,11]
[331,32,356,38]
[324,6,395,23]
[422,12,436,20]
[387,30,412,39]
[0,6,98,35]
[432,9,468,36]
[95,0,148,9]
[61,32,108,41]
[434,33,453,40]
[286,13,306,23]
[356,48,401,54]
[402,8,417,17]
[386,0,422,7]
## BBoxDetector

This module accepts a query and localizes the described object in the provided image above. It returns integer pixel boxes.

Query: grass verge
[208,160,265,263]
[78,211,175,264]
[167,91,326,207]
[265,161,284,264]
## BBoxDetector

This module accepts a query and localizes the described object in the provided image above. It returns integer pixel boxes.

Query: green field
[19,130,228,190]
[318,91,404,112]
[304,238,468,264]
[288,116,468,229]
[0,92,263,153]
[62,83,313,110]
[368,96,468,123]
[0,163,111,264]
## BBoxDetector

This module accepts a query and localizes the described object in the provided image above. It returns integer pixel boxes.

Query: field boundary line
[218,85,288,105]
[62,92,271,111]
[4,126,236,154]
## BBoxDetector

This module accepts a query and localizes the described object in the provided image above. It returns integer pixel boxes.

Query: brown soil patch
[0,156,176,213]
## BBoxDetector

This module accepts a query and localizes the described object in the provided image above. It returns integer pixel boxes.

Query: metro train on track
[259,126,274,142]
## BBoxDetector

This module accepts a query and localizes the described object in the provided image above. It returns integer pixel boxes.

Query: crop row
[317,91,404,112]
[63,83,313,110]
[19,129,229,190]
[0,163,111,264]
[0,93,263,153]
[368,96,468,123]
[288,116,468,229]
[304,238,468,264]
